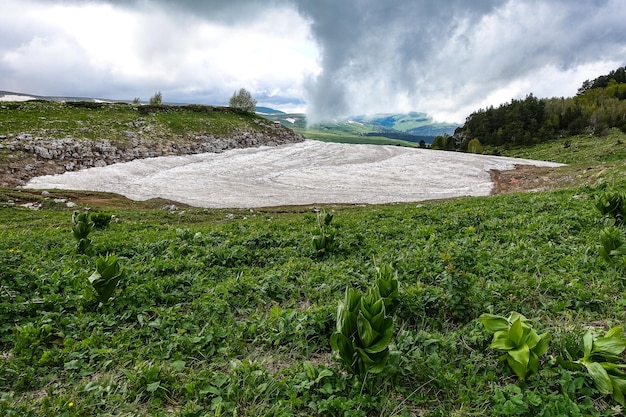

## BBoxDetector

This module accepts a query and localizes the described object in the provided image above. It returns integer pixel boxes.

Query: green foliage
[598,227,626,265]
[441,267,477,323]
[331,270,399,376]
[461,66,626,148]
[479,312,550,380]
[87,255,125,303]
[5,173,626,415]
[375,264,399,316]
[89,212,112,229]
[0,100,278,145]
[574,326,626,406]
[595,190,626,226]
[467,137,483,153]
[71,210,92,253]
[431,134,445,150]
[149,91,162,105]
[229,88,257,113]
[311,210,337,256]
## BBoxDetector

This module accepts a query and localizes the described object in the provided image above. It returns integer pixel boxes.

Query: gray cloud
[2,0,625,122]
[291,0,626,121]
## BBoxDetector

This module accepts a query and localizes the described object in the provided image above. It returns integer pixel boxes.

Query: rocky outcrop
[0,123,304,187]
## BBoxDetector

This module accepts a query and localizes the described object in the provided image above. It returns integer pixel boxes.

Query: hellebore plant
[88,255,125,304]
[331,269,399,376]
[479,312,550,380]
[311,211,337,256]
[72,211,93,254]
[574,326,626,406]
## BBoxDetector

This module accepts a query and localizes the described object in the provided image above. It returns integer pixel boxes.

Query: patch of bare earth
[489,165,577,195]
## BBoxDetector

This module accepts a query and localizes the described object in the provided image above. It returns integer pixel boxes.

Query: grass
[301,130,418,147]
[0,101,276,145]
[1,130,626,415]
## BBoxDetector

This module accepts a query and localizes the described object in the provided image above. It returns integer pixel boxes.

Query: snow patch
[0,95,36,102]
[23,140,564,208]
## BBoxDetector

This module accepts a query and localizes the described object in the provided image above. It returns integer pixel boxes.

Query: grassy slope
[0,101,278,146]
[498,129,626,189]
[1,131,626,416]
[301,130,418,147]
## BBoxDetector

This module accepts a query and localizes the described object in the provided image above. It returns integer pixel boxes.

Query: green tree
[431,135,445,150]
[467,138,482,154]
[229,88,257,113]
[149,91,162,105]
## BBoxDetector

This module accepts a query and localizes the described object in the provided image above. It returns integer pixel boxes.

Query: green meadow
[1,129,626,416]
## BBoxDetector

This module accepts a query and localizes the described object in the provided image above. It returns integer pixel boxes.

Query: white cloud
[0,1,320,108]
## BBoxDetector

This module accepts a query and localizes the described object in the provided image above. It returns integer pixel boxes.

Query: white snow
[0,95,36,102]
[285,117,297,124]
[23,140,564,208]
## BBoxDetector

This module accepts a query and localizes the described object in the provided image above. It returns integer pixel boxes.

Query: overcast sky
[1,0,625,123]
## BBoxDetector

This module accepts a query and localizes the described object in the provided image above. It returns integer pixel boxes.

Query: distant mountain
[261,110,459,144]
[255,107,286,115]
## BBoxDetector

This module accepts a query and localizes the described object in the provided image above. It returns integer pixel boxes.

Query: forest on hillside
[439,66,626,151]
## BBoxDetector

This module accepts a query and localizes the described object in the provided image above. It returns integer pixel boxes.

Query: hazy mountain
[262,111,459,143]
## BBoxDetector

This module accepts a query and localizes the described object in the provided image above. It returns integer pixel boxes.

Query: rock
[1,124,305,187]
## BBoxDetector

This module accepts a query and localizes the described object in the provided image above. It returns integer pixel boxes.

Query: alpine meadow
[2,67,626,416]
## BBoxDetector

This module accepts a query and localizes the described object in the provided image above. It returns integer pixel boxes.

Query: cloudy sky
[1,0,625,123]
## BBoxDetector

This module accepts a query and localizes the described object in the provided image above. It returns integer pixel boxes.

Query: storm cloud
[1,0,625,122]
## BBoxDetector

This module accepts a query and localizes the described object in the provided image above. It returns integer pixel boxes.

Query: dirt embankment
[489,164,575,195]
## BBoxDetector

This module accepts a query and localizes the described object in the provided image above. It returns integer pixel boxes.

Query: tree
[431,135,445,150]
[467,138,482,154]
[229,88,257,113]
[149,91,162,105]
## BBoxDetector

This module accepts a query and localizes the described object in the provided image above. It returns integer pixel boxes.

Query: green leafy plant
[441,267,476,323]
[375,264,399,316]
[331,287,394,375]
[595,190,625,226]
[311,211,337,256]
[479,312,550,380]
[331,270,399,376]
[573,326,626,406]
[72,211,93,253]
[599,226,626,264]
[89,212,112,229]
[88,255,124,303]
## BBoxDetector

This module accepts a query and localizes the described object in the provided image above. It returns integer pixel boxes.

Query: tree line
[436,66,626,151]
